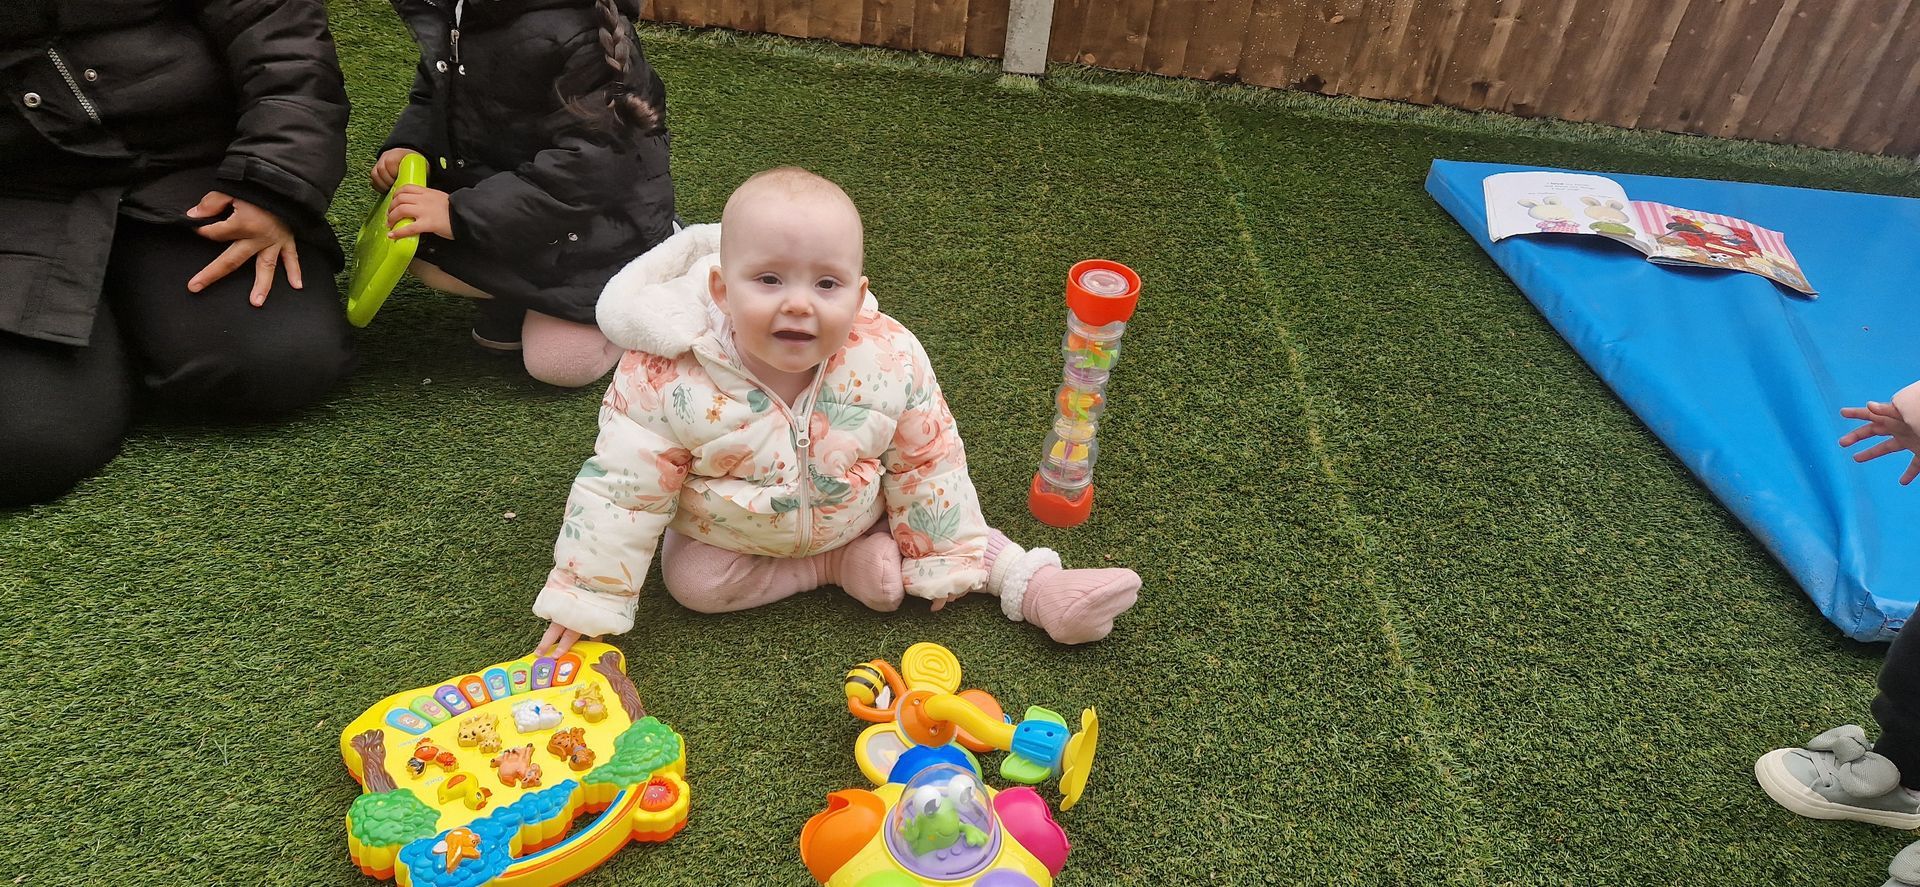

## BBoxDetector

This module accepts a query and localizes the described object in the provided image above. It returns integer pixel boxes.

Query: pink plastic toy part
[992,786,1069,876]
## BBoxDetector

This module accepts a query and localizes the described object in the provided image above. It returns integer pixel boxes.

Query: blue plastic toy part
[345,152,429,328]
[1001,707,1069,785]
[1426,159,1920,641]
[887,743,979,786]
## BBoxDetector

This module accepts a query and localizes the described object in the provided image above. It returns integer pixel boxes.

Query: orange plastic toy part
[896,690,958,747]
[1064,259,1141,327]
[799,789,886,882]
[1027,473,1095,529]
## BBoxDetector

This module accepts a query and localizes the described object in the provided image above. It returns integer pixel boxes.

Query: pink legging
[659,519,891,613]
[411,260,622,388]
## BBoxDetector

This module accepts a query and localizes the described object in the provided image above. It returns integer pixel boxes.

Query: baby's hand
[534,620,591,657]
[1840,381,1920,485]
[928,589,969,612]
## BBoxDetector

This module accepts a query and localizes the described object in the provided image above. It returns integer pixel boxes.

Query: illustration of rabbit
[1519,197,1580,234]
[1581,197,1636,237]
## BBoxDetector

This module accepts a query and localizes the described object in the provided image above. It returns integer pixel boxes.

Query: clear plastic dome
[883,763,1001,880]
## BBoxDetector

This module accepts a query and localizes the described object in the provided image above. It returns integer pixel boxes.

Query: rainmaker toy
[339,642,689,886]
[800,643,1099,886]
[1028,260,1142,528]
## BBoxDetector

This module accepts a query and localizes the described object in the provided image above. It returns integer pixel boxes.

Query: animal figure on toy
[801,643,1097,886]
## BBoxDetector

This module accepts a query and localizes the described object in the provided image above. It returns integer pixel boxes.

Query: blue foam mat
[1427,159,1920,641]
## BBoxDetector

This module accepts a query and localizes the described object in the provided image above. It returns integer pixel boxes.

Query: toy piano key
[384,708,433,735]
[552,653,583,687]
[507,661,533,694]
[457,675,491,707]
[434,685,473,716]
[483,668,512,699]
[531,657,556,690]
[410,695,452,725]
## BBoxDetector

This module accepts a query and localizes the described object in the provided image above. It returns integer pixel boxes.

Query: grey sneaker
[1755,725,1920,829]
[1888,841,1920,887]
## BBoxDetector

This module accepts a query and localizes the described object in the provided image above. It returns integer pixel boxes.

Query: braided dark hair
[562,0,663,136]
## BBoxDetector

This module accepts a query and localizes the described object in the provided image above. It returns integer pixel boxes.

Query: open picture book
[1484,171,1814,295]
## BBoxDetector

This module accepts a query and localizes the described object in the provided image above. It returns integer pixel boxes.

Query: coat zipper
[45,49,99,123]
[450,0,463,66]
[741,370,826,557]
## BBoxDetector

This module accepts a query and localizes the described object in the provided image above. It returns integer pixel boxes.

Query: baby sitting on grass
[532,167,1140,656]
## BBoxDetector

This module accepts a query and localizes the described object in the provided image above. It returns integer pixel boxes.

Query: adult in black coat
[0,0,356,507]
[372,0,675,387]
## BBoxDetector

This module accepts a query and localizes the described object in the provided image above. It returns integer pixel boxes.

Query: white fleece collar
[596,223,882,358]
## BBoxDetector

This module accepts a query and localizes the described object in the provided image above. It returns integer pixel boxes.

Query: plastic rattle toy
[1028,260,1142,528]
[345,151,429,328]
[339,642,689,887]
[802,643,1099,886]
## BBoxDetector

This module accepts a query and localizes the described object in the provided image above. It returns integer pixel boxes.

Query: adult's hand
[185,191,303,307]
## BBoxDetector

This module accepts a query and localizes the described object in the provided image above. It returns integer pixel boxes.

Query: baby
[532,168,1140,655]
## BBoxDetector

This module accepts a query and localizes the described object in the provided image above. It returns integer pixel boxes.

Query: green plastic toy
[345,152,429,327]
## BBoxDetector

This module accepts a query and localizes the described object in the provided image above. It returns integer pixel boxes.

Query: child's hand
[370,148,419,191]
[534,620,591,657]
[1840,382,1920,485]
[388,185,453,239]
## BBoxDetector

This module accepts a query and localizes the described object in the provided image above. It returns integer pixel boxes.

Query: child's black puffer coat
[384,0,674,324]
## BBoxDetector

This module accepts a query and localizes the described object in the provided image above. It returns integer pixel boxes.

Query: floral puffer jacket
[533,224,990,637]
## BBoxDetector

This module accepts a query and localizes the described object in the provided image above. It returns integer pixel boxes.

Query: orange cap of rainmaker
[1028,260,1141,528]
[1063,259,1141,326]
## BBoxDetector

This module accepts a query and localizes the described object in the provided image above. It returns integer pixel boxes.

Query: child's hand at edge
[534,620,596,657]
[370,148,418,191]
[1840,380,1920,485]
[388,184,453,240]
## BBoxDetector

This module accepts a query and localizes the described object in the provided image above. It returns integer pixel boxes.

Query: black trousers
[0,220,354,507]
[1877,625,1920,788]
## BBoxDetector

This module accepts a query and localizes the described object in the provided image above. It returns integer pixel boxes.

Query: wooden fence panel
[864,0,916,49]
[963,0,1008,57]
[1076,0,1157,71]
[1790,0,1908,150]
[1235,0,1305,87]
[914,0,971,55]
[1841,2,1920,154]
[1046,0,1094,64]
[808,0,866,43]
[641,0,1920,155]
[1142,0,1200,77]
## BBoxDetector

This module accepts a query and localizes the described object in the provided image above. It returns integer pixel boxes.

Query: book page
[1483,172,1653,252]
[1629,202,1816,295]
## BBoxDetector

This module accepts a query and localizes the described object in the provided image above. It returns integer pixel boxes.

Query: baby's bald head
[719,167,864,270]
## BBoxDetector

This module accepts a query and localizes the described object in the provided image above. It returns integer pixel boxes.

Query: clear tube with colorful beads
[1029,260,1141,528]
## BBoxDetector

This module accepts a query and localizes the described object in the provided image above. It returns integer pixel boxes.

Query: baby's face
[710,194,867,379]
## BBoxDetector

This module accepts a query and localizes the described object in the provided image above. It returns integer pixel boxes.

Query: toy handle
[844,659,907,722]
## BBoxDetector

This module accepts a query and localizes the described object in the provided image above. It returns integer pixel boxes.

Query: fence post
[1002,0,1057,75]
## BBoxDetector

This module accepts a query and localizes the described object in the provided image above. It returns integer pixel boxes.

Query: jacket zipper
[450,0,463,65]
[45,49,99,123]
[742,370,826,557]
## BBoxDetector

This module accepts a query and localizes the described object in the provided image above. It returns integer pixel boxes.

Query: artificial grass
[5,4,1920,884]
